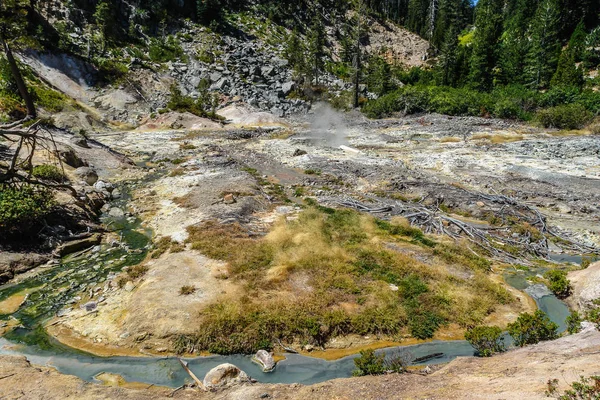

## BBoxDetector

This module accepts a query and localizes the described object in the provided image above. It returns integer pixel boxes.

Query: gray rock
[59,146,87,168]
[281,81,294,96]
[212,77,230,90]
[108,207,125,218]
[252,350,276,372]
[81,301,97,312]
[74,167,98,186]
[70,135,90,148]
[56,308,72,317]
[293,149,307,157]
[203,363,251,389]
[124,281,135,292]
[111,188,122,199]
[271,107,285,118]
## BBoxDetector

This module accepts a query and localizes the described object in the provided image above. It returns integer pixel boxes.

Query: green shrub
[464,325,505,356]
[566,311,582,334]
[352,349,386,376]
[148,36,185,63]
[32,164,65,182]
[0,185,55,237]
[507,310,559,347]
[544,269,572,298]
[586,306,600,330]
[407,309,443,339]
[536,104,593,130]
[538,86,581,108]
[547,375,600,399]
[166,84,224,121]
[32,87,68,112]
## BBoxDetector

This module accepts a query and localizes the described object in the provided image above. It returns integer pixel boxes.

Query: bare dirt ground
[1,324,599,399]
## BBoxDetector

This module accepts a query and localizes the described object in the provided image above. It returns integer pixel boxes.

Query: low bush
[507,310,559,347]
[32,86,68,112]
[363,84,600,124]
[166,84,224,121]
[148,36,185,63]
[0,184,55,237]
[353,349,386,376]
[546,375,600,399]
[464,325,505,356]
[536,104,593,130]
[127,264,149,279]
[566,311,582,334]
[32,164,65,182]
[544,269,572,298]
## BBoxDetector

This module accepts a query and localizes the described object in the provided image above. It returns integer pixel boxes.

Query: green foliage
[307,14,326,84]
[284,29,307,76]
[0,185,55,237]
[507,310,559,347]
[148,36,185,63]
[552,48,584,88]
[587,306,600,330]
[464,325,505,356]
[32,164,65,182]
[32,87,68,112]
[468,0,504,90]
[366,55,395,96]
[544,269,572,298]
[353,349,385,376]
[536,104,593,130]
[566,311,582,334]
[523,0,560,89]
[551,375,600,400]
[166,84,223,120]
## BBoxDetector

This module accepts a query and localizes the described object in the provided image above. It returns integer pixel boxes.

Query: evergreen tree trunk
[1,36,36,118]
[354,2,363,108]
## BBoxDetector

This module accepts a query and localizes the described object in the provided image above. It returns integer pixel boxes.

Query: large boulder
[55,234,102,257]
[0,253,50,284]
[568,261,600,311]
[58,146,87,168]
[252,350,276,372]
[203,363,251,390]
[74,167,98,186]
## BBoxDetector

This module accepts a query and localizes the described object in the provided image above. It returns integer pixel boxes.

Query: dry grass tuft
[440,136,461,143]
[180,207,515,354]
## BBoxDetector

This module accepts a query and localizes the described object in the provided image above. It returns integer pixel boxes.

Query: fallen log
[177,358,207,391]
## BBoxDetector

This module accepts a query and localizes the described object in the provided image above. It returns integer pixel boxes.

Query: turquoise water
[0,268,571,387]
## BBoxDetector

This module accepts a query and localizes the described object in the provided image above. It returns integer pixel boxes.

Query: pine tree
[436,23,459,86]
[497,0,539,85]
[567,21,587,62]
[366,55,393,96]
[551,47,583,87]
[283,29,307,76]
[307,14,326,85]
[468,0,504,90]
[583,26,600,68]
[523,0,560,89]
[0,0,36,117]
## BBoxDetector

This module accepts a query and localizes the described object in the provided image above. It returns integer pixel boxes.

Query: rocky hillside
[17,2,429,128]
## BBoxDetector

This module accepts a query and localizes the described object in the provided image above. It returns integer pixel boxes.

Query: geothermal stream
[0,179,571,387]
